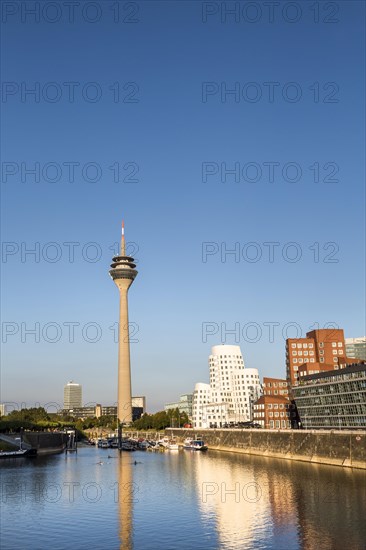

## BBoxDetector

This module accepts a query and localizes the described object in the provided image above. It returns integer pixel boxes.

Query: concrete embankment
[166,429,366,470]
[23,432,68,455]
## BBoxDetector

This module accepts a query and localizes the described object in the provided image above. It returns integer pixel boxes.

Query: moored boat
[183,438,208,451]
[167,439,179,450]
[0,448,37,459]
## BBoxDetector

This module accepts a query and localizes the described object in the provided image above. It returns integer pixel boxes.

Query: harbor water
[1,446,365,549]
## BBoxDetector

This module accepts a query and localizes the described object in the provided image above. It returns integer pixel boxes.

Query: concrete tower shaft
[109,221,138,425]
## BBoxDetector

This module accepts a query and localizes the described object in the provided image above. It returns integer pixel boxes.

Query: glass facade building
[345,337,366,361]
[293,363,366,429]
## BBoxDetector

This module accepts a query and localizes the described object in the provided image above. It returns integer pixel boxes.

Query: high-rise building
[345,337,366,361]
[286,329,347,388]
[109,221,138,425]
[64,381,82,409]
[192,345,261,428]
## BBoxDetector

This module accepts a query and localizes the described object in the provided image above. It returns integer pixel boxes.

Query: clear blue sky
[1,1,365,412]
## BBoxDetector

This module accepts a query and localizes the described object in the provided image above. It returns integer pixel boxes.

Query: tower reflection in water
[116,453,134,550]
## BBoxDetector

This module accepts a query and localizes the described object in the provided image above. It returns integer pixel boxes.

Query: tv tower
[109,221,138,425]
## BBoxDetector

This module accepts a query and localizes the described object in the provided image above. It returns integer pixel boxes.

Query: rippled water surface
[1,446,365,549]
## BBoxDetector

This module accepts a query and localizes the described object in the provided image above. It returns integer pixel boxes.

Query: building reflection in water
[192,451,366,550]
[116,453,134,550]
[192,451,273,548]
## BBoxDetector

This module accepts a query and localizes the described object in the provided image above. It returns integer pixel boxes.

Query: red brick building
[253,395,291,429]
[286,329,348,387]
[262,377,289,397]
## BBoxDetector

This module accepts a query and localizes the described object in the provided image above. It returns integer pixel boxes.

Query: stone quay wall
[165,428,366,470]
[23,432,68,455]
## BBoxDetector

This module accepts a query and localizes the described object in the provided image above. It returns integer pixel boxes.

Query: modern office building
[164,394,193,417]
[345,337,366,361]
[286,329,349,388]
[109,221,138,425]
[131,396,146,421]
[293,362,366,429]
[192,345,261,428]
[63,381,82,410]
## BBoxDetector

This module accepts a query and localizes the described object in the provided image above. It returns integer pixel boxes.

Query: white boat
[167,439,179,450]
[0,448,37,458]
[183,438,208,451]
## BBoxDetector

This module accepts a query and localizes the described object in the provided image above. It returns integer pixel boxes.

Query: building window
[293,358,297,363]
[332,342,336,347]
[333,358,338,362]
[338,342,343,347]
[291,344,296,348]
[319,343,324,347]
[297,344,302,348]
[320,358,324,363]
[310,358,315,363]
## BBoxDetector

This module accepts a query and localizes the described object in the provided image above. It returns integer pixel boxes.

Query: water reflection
[192,451,366,550]
[116,454,133,550]
[192,451,272,548]
[0,448,365,550]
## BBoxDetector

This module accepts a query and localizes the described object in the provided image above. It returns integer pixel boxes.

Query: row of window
[291,343,314,349]
[290,342,343,349]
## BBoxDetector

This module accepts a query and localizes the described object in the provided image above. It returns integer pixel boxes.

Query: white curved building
[193,345,261,428]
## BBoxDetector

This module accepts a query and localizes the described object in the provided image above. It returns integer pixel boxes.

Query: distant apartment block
[164,394,193,417]
[0,404,6,416]
[63,381,82,409]
[192,345,261,428]
[345,337,366,361]
[60,397,145,421]
[293,362,366,430]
